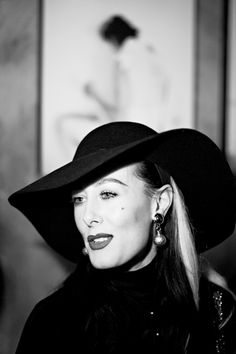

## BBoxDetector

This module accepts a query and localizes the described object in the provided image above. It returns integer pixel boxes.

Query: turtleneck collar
[87,256,159,310]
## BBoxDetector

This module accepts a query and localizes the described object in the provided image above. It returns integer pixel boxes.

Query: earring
[153,213,167,246]
[82,247,88,256]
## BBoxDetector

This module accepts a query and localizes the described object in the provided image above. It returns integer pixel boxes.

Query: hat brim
[10,133,160,194]
[9,129,236,262]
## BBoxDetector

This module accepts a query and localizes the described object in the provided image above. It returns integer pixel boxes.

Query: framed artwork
[40,0,195,173]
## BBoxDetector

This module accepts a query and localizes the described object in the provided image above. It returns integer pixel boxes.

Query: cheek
[113,204,148,228]
[126,202,153,237]
[105,204,130,227]
[73,209,85,234]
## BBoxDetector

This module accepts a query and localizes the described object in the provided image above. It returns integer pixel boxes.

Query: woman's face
[72,164,157,271]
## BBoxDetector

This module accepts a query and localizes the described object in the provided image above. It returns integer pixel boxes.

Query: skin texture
[72,163,172,271]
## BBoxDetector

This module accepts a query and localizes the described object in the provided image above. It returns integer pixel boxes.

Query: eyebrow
[96,178,128,187]
[72,177,128,197]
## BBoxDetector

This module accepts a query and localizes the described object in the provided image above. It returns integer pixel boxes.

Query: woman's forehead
[72,163,141,195]
[98,163,145,185]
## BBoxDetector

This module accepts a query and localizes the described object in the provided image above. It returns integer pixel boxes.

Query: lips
[87,233,113,250]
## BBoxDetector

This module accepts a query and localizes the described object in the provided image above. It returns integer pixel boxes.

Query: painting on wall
[41,0,195,173]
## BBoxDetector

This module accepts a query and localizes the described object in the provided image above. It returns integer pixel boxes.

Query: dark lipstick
[87,233,113,250]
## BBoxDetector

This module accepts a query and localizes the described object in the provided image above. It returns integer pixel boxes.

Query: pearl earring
[82,247,88,256]
[153,213,167,247]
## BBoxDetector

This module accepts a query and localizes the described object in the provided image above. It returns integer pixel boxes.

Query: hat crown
[73,121,157,160]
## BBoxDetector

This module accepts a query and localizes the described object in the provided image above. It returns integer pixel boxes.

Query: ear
[151,184,173,218]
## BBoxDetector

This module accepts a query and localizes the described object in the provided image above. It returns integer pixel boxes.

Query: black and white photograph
[0,1,236,354]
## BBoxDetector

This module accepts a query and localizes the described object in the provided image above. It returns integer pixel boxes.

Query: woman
[9,121,236,353]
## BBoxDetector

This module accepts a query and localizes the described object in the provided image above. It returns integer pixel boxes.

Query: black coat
[15,260,236,354]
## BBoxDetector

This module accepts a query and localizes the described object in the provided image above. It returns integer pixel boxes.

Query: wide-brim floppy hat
[9,121,236,263]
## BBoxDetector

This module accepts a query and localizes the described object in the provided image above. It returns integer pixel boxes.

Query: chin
[89,254,120,270]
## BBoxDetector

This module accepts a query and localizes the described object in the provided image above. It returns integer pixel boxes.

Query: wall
[196,0,236,294]
[227,0,236,172]
[195,0,226,144]
[0,1,72,353]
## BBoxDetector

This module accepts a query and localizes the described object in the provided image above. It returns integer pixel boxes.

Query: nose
[83,204,103,228]
[83,215,103,227]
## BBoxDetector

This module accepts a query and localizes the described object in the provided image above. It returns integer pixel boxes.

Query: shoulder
[15,262,91,354]
[198,276,236,353]
[18,277,82,335]
[29,260,90,323]
[199,276,236,323]
[28,283,75,322]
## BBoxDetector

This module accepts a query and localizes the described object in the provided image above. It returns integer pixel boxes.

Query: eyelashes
[100,191,118,200]
[71,195,84,205]
[72,190,118,205]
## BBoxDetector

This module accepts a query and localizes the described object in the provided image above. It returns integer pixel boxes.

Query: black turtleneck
[88,256,158,310]
[78,257,163,353]
[15,256,205,354]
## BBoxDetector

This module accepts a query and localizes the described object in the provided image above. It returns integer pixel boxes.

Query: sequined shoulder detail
[212,285,236,353]
[213,290,226,353]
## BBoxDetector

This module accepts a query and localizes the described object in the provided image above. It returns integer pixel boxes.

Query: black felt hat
[8,121,236,262]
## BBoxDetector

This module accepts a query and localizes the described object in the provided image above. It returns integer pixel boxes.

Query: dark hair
[135,161,199,346]
[135,161,199,299]
[100,15,139,47]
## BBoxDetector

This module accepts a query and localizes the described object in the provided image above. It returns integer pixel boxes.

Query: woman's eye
[72,196,85,205]
[100,191,118,200]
